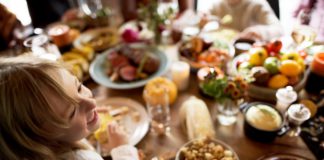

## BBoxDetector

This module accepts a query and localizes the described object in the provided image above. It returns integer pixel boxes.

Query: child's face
[46,69,100,143]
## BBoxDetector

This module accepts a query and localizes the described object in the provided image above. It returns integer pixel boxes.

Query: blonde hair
[0,56,79,160]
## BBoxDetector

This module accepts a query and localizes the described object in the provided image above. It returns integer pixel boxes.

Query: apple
[263,57,280,74]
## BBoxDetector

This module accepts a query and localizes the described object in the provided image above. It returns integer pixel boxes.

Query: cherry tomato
[269,40,282,53]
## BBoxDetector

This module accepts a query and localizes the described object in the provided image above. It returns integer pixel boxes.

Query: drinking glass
[291,25,317,50]
[286,104,311,137]
[78,0,103,17]
[143,89,171,135]
[23,34,61,61]
[217,98,243,126]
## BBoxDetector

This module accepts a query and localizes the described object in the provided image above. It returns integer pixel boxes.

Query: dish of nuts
[177,137,238,160]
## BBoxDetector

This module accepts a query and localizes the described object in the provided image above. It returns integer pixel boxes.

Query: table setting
[10,0,324,159]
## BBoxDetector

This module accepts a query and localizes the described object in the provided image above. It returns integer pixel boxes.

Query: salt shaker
[287,104,311,136]
[275,86,297,114]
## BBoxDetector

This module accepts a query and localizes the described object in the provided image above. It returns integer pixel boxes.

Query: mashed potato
[246,104,282,131]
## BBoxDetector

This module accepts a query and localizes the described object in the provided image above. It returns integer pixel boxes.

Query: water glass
[143,89,171,135]
[217,99,242,126]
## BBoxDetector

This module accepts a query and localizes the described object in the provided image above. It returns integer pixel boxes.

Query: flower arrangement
[199,68,249,103]
[137,0,174,44]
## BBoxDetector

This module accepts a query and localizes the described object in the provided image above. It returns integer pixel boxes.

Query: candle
[48,24,70,47]
[171,61,190,91]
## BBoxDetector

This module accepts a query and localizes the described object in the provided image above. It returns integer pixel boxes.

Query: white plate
[89,43,169,89]
[96,97,149,156]
[73,27,120,51]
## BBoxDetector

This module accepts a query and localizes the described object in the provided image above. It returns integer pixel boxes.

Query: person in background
[0,3,21,51]
[210,0,283,41]
[25,0,77,28]
[294,0,324,42]
[119,0,193,22]
[0,56,139,160]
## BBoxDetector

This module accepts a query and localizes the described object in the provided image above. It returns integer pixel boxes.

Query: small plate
[257,153,311,160]
[96,97,149,156]
[73,27,120,52]
[89,44,169,89]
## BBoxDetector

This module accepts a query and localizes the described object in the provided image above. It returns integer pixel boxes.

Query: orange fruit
[299,99,318,117]
[279,60,302,77]
[144,77,177,105]
[268,74,289,89]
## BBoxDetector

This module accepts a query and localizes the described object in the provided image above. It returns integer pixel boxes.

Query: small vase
[216,98,243,126]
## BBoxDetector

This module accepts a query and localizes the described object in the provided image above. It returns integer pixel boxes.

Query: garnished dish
[179,36,233,71]
[176,137,239,160]
[87,97,149,157]
[74,27,119,52]
[105,45,160,82]
[89,43,168,89]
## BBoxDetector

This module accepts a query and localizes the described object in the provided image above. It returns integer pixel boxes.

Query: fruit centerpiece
[232,40,308,101]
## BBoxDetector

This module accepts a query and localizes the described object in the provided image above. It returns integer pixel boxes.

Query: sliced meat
[106,51,119,60]
[143,56,160,73]
[109,54,130,69]
[119,65,137,81]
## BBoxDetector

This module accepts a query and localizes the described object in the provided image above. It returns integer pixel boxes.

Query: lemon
[249,47,268,66]
[268,74,289,89]
[300,99,318,117]
[281,52,302,61]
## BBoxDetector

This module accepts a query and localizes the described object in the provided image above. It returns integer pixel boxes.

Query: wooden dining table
[85,45,316,160]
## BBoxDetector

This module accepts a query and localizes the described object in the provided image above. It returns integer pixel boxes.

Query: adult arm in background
[0,3,21,51]
[210,0,283,41]
[241,0,283,41]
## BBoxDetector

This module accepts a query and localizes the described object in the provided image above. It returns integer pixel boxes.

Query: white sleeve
[111,145,139,160]
[75,150,104,160]
[60,150,103,160]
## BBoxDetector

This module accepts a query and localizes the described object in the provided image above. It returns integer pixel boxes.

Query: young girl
[0,56,139,160]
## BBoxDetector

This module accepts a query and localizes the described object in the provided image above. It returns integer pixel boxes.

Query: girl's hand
[107,123,129,149]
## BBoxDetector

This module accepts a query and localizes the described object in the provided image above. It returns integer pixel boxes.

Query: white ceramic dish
[89,43,169,89]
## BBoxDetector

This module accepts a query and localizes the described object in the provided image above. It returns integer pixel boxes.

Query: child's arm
[108,123,140,160]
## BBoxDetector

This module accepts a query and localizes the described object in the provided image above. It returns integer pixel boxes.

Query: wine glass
[291,9,317,50]
[78,0,102,18]
[291,25,317,50]
[286,104,311,137]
